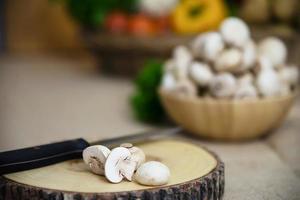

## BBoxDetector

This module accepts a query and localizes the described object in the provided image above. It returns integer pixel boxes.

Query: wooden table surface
[0,55,299,199]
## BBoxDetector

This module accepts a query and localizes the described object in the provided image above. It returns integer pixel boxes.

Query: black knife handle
[0,138,89,175]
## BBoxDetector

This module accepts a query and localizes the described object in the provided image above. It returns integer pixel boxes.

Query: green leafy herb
[130,60,166,123]
[66,0,138,27]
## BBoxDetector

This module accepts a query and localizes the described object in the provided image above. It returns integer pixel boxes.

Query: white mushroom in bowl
[234,74,257,99]
[191,32,224,62]
[256,62,281,97]
[278,65,299,87]
[220,17,250,47]
[209,73,237,98]
[189,61,214,86]
[173,45,193,79]
[214,49,242,72]
[173,79,197,97]
[82,145,110,175]
[161,72,177,91]
[257,37,287,68]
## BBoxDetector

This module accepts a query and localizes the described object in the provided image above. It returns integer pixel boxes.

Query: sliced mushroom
[120,143,146,170]
[191,32,224,62]
[209,73,237,98]
[257,37,287,68]
[134,161,170,186]
[82,145,110,175]
[214,49,242,72]
[104,147,136,183]
[220,17,250,47]
[189,61,214,86]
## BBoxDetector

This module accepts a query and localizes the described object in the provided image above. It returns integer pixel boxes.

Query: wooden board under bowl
[0,140,224,200]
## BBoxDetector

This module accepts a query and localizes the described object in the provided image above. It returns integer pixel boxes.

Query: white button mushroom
[134,161,170,186]
[161,73,177,91]
[174,79,197,97]
[220,17,250,47]
[209,73,237,98]
[240,40,257,71]
[257,37,287,68]
[237,73,254,86]
[82,145,110,175]
[189,62,214,86]
[256,66,281,97]
[173,45,193,79]
[278,65,299,87]
[120,143,145,170]
[104,147,136,183]
[234,83,258,99]
[191,32,224,62]
[214,49,242,72]
[163,59,176,74]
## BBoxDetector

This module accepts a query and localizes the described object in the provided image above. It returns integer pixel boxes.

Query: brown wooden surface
[0,140,224,200]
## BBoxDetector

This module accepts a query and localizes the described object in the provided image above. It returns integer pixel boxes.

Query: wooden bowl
[159,90,297,141]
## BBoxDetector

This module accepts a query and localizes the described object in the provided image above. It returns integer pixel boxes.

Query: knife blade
[0,127,182,175]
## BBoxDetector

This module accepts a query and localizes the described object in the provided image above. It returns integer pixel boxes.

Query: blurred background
[0,0,300,147]
[1,0,300,198]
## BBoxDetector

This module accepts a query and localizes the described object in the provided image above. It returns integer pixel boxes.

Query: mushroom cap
[237,73,254,86]
[174,79,197,97]
[189,62,214,86]
[240,40,257,71]
[82,145,110,175]
[220,17,250,47]
[278,65,299,86]
[173,45,193,79]
[209,73,237,98]
[134,161,170,186]
[161,73,177,91]
[104,147,133,183]
[192,32,224,62]
[234,84,258,99]
[257,37,287,67]
[256,67,281,97]
[214,49,242,72]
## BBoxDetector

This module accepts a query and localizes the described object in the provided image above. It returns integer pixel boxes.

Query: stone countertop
[0,55,299,199]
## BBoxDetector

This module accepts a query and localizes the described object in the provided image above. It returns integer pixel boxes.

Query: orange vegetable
[127,14,157,36]
[104,12,128,33]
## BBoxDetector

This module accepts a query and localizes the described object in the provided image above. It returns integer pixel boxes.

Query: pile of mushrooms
[161,17,299,99]
[82,143,170,186]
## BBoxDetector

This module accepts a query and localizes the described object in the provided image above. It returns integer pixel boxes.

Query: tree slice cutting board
[0,140,224,200]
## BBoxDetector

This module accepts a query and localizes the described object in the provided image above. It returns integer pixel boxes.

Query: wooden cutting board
[0,140,224,200]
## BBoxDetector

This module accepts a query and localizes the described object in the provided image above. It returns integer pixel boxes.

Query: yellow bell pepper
[171,0,227,34]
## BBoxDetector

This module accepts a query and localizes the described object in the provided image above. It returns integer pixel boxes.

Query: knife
[0,127,182,175]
